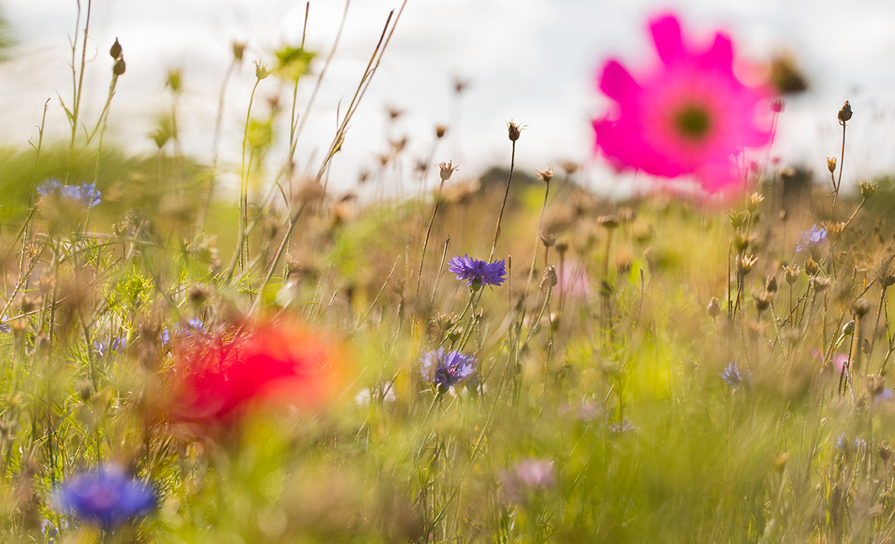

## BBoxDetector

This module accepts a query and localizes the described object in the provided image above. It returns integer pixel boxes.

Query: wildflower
[169,319,344,424]
[501,458,556,504]
[93,334,127,357]
[608,419,637,434]
[719,361,750,389]
[38,180,101,208]
[592,14,772,193]
[447,255,507,288]
[419,347,477,392]
[795,225,827,253]
[556,262,593,300]
[436,161,459,182]
[54,464,155,529]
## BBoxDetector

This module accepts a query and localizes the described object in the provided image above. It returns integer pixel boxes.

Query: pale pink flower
[593,14,773,194]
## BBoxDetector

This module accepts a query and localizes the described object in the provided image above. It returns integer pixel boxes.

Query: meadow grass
[1,3,895,544]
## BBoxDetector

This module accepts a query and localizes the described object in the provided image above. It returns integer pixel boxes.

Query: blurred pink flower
[556,262,593,300]
[593,14,772,193]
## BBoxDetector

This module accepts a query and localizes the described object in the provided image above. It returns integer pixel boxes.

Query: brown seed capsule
[435,125,447,139]
[436,161,458,182]
[838,100,853,123]
[540,265,558,290]
[754,292,771,311]
[851,299,871,317]
[766,275,778,293]
[805,258,819,276]
[536,166,554,183]
[826,157,837,173]
[109,38,122,59]
[113,58,126,76]
[507,120,522,142]
[737,254,757,276]
[706,297,721,318]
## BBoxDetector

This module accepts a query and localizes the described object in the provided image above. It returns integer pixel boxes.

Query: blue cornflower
[608,419,637,435]
[420,347,477,391]
[719,361,750,389]
[37,178,63,197]
[93,334,127,357]
[447,255,507,288]
[54,464,155,529]
[37,179,101,208]
[796,224,827,253]
[834,433,867,452]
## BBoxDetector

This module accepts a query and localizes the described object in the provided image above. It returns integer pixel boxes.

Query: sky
[2,0,895,199]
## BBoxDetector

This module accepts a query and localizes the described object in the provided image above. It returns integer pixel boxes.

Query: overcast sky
[2,0,895,198]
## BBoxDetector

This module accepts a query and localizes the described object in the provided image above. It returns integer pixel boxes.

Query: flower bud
[113,58,126,76]
[706,297,721,318]
[737,254,757,276]
[851,299,871,317]
[109,38,122,60]
[754,292,771,312]
[838,100,853,123]
[254,61,271,80]
[826,156,837,173]
[437,161,458,182]
[507,120,522,142]
[536,166,554,183]
[805,258,819,276]
[766,275,778,293]
[232,41,246,62]
[540,265,557,290]
[747,193,764,213]
[435,125,447,139]
[842,320,855,336]
[784,265,800,285]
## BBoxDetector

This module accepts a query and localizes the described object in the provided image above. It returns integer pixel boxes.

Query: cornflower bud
[747,193,764,213]
[811,277,831,292]
[851,299,871,317]
[536,166,554,183]
[838,100,853,123]
[784,265,800,285]
[859,180,878,199]
[507,120,522,142]
[766,275,778,293]
[826,157,837,173]
[436,161,459,182]
[805,258,819,276]
[737,254,757,276]
[706,297,721,318]
[109,38,122,60]
[540,265,558,290]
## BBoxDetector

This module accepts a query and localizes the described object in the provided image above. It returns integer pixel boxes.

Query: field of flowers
[2,3,895,544]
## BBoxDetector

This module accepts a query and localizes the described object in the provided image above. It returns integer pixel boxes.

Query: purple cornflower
[796,224,827,253]
[54,464,155,529]
[447,255,507,288]
[93,334,126,357]
[420,347,477,391]
[38,179,101,208]
[719,361,750,389]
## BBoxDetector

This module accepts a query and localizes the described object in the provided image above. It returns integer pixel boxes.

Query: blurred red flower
[168,318,344,425]
[593,14,773,194]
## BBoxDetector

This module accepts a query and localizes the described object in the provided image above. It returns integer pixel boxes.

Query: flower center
[673,105,712,141]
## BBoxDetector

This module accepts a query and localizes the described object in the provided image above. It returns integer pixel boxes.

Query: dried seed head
[232,41,246,62]
[507,120,523,142]
[736,254,757,276]
[728,211,746,229]
[805,258,819,276]
[880,443,893,463]
[113,58,126,76]
[766,275,778,293]
[536,166,554,183]
[851,299,871,317]
[435,125,447,139]
[706,297,721,318]
[540,265,558,290]
[254,61,271,80]
[555,240,569,255]
[539,231,557,248]
[784,265,800,284]
[811,277,831,292]
[598,215,619,229]
[838,100,853,123]
[733,232,752,252]
[436,161,459,182]
[826,157,837,173]
[559,161,579,175]
[754,292,771,311]
[842,320,855,336]
[109,38,122,60]
[859,179,878,199]
[747,193,764,213]
[822,221,846,240]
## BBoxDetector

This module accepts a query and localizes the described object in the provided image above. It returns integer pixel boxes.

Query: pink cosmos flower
[593,14,773,194]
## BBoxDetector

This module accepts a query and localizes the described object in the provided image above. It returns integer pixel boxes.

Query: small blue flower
[608,419,637,434]
[37,179,101,208]
[160,329,170,346]
[420,347,477,391]
[719,361,750,389]
[54,464,155,528]
[796,225,827,253]
[37,178,63,197]
[186,318,204,331]
[447,255,507,288]
[93,334,126,357]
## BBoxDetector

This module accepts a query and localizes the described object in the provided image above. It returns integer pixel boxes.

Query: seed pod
[113,58,126,76]
[507,120,522,142]
[838,100,853,123]
[706,297,721,318]
[109,38,122,59]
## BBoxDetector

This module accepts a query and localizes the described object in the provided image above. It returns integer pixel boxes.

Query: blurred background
[1,0,895,198]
